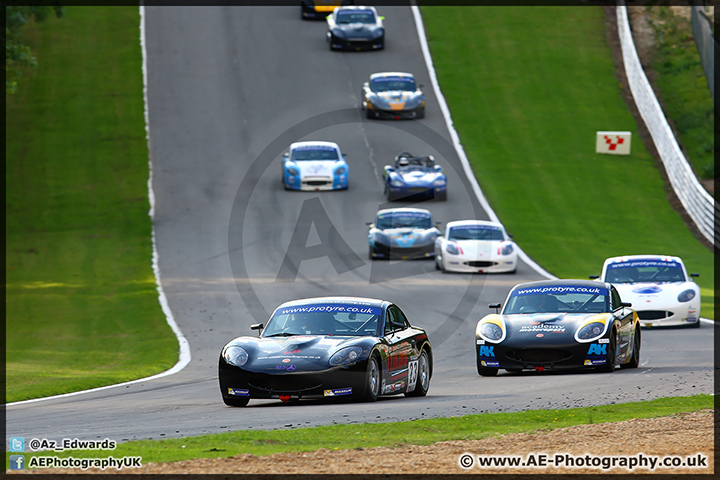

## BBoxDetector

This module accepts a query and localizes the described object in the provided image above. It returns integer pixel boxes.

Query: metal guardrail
[616,4,716,246]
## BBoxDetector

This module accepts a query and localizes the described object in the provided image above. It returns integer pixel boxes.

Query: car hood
[293,161,341,178]
[375,227,437,246]
[449,240,498,257]
[395,169,440,183]
[478,313,612,341]
[228,335,371,373]
[613,281,698,306]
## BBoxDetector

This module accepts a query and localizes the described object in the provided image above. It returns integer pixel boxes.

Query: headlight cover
[335,166,346,175]
[432,179,446,186]
[287,167,300,176]
[478,321,504,343]
[223,345,249,367]
[329,346,362,366]
[500,243,514,256]
[446,243,459,255]
[575,322,607,342]
[390,178,404,187]
[677,289,696,302]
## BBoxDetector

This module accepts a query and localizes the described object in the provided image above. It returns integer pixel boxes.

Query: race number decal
[407,359,419,391]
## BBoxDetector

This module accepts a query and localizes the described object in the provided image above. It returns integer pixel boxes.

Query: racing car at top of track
[326,5,384,51]
[301,0,353,20]
[382,152,447,201]
[475,279,641,376]
[591,254,701,328]
[282,141,348,191]
[362,72,425,119]
[434,220,517,273]
[219,296,433,406]
[367,207,441,260]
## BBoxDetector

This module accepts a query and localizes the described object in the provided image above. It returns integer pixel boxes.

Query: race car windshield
[291,149,340,161]
[448,226,504,241]
[376,214,432,229]
[504,286,610,314]
[605,261,685,283]
[370,78,416,92]
[336,12,375,24]
[264,304,382,337]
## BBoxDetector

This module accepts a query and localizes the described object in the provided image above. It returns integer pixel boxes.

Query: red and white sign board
[596,131,631,155]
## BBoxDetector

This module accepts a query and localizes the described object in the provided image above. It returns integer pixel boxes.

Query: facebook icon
[9,455,25,470]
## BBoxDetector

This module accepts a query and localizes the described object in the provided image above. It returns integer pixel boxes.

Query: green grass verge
[8,394,712,467]
[421,6,714,319]
[648,7,715,180]
[5,6,178,403]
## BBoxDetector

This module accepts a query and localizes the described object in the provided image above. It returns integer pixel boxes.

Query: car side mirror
[342,153,347,158]
[380,16,385,20]
[507,233,514,238]
[434,165,442,171]
[620,302,632,308]
[283,153,289,159]
[366,222,374,228]
[435,221,442,225]
[589,275,599,279]
[250,323,264,336]
[690,273,699,277]
[489,303,501,313]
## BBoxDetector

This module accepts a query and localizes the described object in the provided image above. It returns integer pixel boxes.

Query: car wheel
[363,355,381,401]
[435,255,441,270]
[597,330,617,373]
[368,246,375,260]
[222,396,250,407]
[435,191,447,201]
[621,325,641,369]
[689,319,701,328]
[405,349,430,397]
[416,106,425,119]
[476,348,498,376]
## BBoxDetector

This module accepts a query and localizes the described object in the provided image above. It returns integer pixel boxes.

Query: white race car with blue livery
[282,141,348,191]
[592,255,701,328]
[368,208,440,260]
[434,220,517,273]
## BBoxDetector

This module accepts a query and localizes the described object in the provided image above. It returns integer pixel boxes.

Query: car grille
[637,310,673,320]
[407,187,431,193]
[506,348,573,364]
[303,178,332,187]
[465,261,496,267]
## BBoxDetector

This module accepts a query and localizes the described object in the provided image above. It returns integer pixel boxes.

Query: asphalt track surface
[6,6,713,444]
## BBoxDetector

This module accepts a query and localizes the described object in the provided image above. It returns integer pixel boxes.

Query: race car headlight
[500,243,514,256]
[329,346,362,366]
[390,179,404,187]
[479,322,503,342]
[576,322,606,341]
[677,289,696,302]
[223,345,249,367]
[432,179,446,186]
[371,28,384,38]
[331,28,346,38]
[446,243,459,255]
[287,167,300,176]
[335,166,346,175]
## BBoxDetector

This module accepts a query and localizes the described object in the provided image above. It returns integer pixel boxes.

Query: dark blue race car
[219,297,432,406]
[383,152,447,201]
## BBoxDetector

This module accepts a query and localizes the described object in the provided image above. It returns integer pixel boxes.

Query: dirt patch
[12,409,713,475]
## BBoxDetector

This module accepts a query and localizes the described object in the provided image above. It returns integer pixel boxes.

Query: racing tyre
[362,355,381,401]
[476,351,498,376]
[368,246,375,260]
[222,396,250,407]
[435,255,441,270]
[597,331,617,373]
[689,319,701,328]
[621,325,641,369]
[435,191,447,201]
[405,349,430,397]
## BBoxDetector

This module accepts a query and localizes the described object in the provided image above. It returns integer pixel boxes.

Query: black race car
[301,0,353,20]
[326,5,384,51]
[219,297,432,406]
[367,208,440,260]
[475,279,641,376]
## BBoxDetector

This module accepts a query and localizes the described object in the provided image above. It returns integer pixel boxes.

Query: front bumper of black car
[329,34,384,51]
[366,105,425,119]
[370,242,435,260]
[219,362,367,402]
[476,338,611,371]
